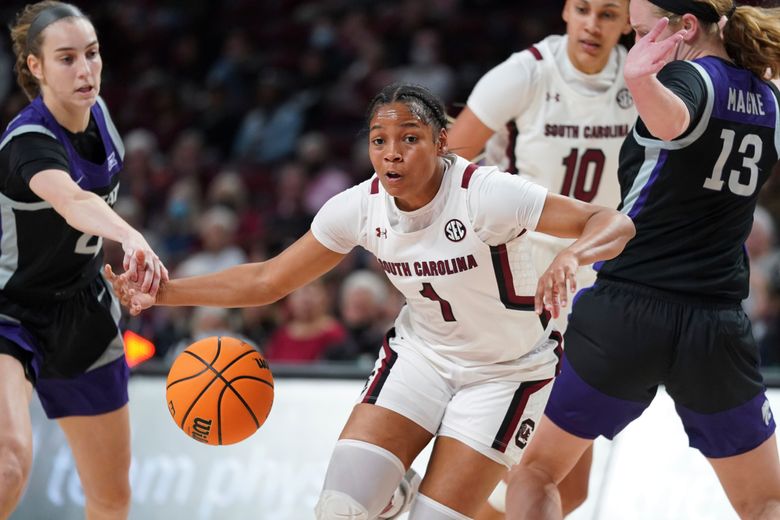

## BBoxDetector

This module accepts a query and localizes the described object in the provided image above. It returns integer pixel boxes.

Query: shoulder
[317,178,373,218]
[658,60,707,85]
[5,131,62,154]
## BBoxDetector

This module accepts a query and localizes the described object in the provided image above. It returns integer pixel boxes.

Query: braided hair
[366,83,448,142]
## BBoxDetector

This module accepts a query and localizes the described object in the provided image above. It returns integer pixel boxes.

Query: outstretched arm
[29,168,167,294]
[534,194,635,317]
[107,231,346,315]
[624,17,689,140]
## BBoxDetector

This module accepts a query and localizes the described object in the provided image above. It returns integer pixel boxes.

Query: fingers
[646,17,671,42]
[536,267,579,319]
[140,261,154,293]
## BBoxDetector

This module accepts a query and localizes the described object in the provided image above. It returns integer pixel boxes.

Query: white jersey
[312,155,558,366]
[466,34,638,292]
[467,34,636,207]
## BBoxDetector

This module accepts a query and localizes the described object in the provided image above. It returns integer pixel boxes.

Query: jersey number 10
[560,148,605,203]
[703,129,761,197]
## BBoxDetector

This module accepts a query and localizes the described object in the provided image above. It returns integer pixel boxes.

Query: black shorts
[0,274,129,418]
[545,278,775,458]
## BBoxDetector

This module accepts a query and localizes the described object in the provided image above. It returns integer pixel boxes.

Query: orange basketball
[165,336,274,445]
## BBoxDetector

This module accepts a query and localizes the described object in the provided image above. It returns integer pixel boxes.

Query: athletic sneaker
[379,468,421,519]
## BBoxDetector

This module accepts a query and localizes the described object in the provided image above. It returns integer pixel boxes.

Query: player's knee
[315,490,369,520]
[730,496,780,520]
[0,434,32,496]
[83,479,131,515]
[559,478,589,513]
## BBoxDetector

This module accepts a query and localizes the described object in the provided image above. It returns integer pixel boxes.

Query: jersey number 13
[703,129,761,197]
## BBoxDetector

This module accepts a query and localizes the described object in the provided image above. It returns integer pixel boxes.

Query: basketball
[165,336,274,445]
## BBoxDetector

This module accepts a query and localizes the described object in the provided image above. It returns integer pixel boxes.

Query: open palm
[625,17,688,81]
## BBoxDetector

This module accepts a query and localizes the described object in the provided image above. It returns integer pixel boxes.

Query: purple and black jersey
[0,96,124,302]
[597,57,780,302]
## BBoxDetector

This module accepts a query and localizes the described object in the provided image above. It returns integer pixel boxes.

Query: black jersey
[597,57,780,301]
[0,96,124,302]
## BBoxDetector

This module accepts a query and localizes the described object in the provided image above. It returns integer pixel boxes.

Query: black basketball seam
[176,341,261,441]
[215,375,269,444]
[213,372,273,445]
[177,336,224,430]
[167,336,223,389]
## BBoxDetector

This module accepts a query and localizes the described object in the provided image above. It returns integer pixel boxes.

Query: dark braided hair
[366,83,448,141]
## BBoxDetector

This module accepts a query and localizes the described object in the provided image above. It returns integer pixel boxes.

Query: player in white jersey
[448,1,634,517]
[107,84,634,520]
[450,0,635,311]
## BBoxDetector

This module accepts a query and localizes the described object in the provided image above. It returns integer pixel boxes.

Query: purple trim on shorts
[544,357,648,440]
[36,356,130,419]
[0,321,41,375]
[675,391,776,458]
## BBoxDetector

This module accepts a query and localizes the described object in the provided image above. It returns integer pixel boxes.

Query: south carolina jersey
[312,155,559,366]
[467,35,636,209]
[599,57,780,300]
[0,96,124,301]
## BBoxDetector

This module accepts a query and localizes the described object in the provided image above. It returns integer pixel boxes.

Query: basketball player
[505,0,780,518]
[107,83,635,520]
[448,1,635,516]
[0,2,166,519]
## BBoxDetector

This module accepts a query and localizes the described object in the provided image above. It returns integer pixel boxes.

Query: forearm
[156,263,282,308]
[565,211,635,266]
[59,190,139,243]
[153,232,346,308]
[627,75,690,141]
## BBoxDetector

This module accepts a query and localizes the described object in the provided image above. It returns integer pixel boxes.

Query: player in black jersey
[506,1,780,519]
[0,2,166,519]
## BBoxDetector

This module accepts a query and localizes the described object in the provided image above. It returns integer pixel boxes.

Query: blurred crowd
[0,0,778,368]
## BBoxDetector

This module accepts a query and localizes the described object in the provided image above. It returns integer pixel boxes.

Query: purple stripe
[628,149,668,220]
[696,58,777,128]
[544,356,648,440]
[0,321,41,375]
[675,392,776,458]
[36,356,130,418]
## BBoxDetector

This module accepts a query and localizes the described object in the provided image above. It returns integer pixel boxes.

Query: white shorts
[358,330,559,467]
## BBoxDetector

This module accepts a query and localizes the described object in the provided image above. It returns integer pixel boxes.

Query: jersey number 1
[560,148,605,203]
[420,283,456,322]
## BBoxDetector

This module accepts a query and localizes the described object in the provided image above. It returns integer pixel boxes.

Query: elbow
[653,127,685,142]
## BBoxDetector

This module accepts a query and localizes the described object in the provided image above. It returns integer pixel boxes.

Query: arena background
[1,1,779,519]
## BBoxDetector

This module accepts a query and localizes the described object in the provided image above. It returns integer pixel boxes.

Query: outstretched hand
[624,17,688,81]
[105,261,156,316]
[122,235,169,296]
[535,250,579,320]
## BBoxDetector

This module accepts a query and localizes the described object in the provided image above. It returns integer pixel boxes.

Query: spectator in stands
[326,270,391,363]
[175,205,247,278]
[265,279,347,363]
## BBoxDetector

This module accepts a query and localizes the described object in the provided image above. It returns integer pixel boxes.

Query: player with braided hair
[107,82,635,520]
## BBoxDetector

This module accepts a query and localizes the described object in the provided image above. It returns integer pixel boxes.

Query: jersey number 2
[560,148,605,203]
[420,283,456,322]
[74,233,103,256]
[703,129,761,197]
